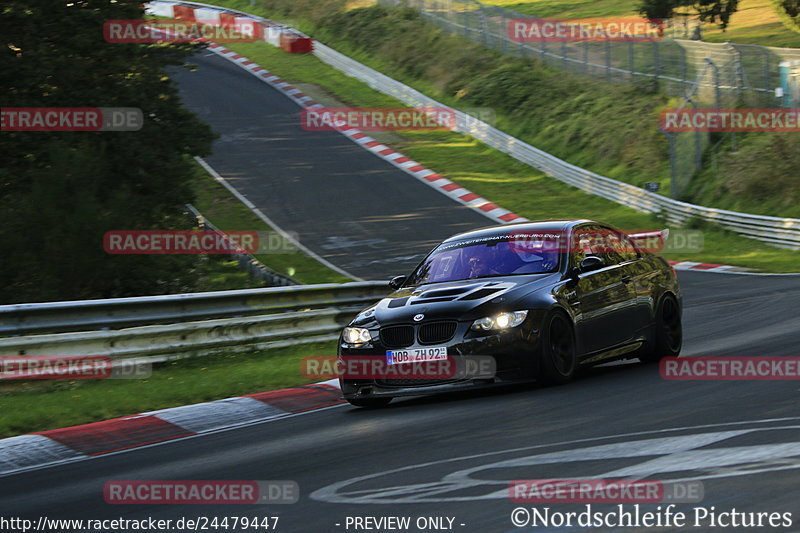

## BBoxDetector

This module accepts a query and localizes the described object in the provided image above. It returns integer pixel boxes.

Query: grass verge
[480,0,800,47]
[211,1,800,220]
[0,161,349,437]
[194,254,268,291]
[192,160,351,284]
[213,38,800,271]
[0,341,337,438]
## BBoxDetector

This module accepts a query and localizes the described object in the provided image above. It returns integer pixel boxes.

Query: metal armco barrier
[0,282,389,336]
[0,308,357,362]
[380,0,800,105]
[145,0,311,41]
[146,1,800,250]
[310,42,800,250]
[0,282,389,361]
[185,203,299,287]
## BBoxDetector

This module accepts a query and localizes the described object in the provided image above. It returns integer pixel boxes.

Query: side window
[598,227,639,264]
[572,226,623,267]
[570,226,619,266]
[613,231,640,263]
[570,228,591,268]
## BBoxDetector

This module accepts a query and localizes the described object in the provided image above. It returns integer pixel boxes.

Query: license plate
[386,347,448,365]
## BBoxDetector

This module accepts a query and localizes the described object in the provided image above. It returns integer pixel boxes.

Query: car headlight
[470,310,528,331]
[342,326,372,346]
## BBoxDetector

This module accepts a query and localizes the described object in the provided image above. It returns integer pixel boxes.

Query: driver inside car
[511,239,559,273]
[465,244,502,278]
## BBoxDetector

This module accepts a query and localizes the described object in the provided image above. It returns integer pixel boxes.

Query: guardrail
[311,42,800,250]
[144,1,800,249]
[381,0,800,106]
[185,203,299,287]
[0,282,388,335]
[146,0,310,38]
[0,282,389,361]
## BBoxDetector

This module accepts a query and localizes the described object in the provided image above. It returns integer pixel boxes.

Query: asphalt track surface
[3,55,800,532]
[2,271,800,533]
[170,51,491,281]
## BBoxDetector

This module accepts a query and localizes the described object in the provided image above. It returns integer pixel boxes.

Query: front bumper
[338,325,541,400]
[341,376,512,400]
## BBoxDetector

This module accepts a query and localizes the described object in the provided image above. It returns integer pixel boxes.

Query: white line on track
[195,156,362,281]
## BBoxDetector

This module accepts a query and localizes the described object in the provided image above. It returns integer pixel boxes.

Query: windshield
[406,234,561,285]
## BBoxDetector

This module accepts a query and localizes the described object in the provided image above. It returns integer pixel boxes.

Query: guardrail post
[680,45,688,89]
[500,7,509,54]
[653,40,662,90]
[705,58,721,109]
[627,41,634,80]
[760,45,772,106]
[584,41,590,74]
[692,100,702,175]
[478,3,489,47]
[728,43,745,105]
[660,128,678,200]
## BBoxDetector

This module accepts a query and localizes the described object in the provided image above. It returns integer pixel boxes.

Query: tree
[638,0,682,20]
[0,0,215,303]
[693,0,740,30]
[781,0,799,19]
[638,0,740,30]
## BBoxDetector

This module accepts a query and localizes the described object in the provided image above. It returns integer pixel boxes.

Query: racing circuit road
[2,52,799,533]
[172,51,492,281]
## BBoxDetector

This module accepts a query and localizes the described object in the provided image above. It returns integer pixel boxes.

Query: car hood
[352,274,560,326]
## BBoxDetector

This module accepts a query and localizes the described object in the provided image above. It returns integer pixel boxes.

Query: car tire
[346,397,393,408]
[640,294,682,362]
[539,311,577,385]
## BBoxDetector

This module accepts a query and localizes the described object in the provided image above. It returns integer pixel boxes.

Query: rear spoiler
[627,229,669,253]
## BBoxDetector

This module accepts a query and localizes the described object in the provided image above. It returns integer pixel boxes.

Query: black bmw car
[338,220,682,407]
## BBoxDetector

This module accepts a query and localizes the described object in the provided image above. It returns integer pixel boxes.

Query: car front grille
[418,321,458,345]
[380,325,415,348]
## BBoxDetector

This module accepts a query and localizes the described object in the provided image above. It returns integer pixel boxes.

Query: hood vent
[384,282,512,308]
[410,297,452,304]
[416,284,482,299]
[458,288,503,301]
[388,297,409,308]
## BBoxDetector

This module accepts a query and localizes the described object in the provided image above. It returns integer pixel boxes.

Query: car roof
[441,219,597,243]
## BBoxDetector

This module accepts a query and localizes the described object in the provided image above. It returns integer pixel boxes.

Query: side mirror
[389,275,407,290]
[579,256,605,272]
[569,256,605,280]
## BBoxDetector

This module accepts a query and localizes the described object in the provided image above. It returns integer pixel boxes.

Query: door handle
[621,275,632,284]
